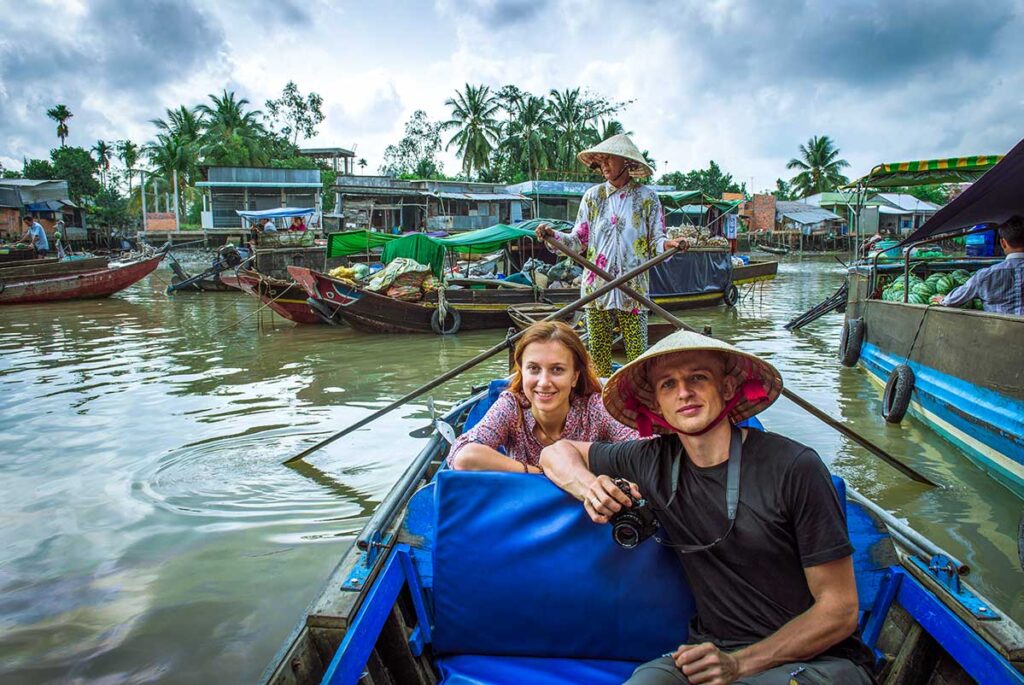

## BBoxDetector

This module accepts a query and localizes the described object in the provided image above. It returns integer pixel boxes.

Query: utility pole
[140,171,148,231]
[172,168,181,232]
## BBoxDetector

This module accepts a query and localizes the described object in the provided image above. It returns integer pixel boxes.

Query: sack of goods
[666,226,730,249]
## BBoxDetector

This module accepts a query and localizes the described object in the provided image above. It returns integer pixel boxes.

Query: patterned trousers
[585,308,649,377]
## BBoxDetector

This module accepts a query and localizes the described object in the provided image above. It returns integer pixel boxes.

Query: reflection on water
[0,258,1020,683]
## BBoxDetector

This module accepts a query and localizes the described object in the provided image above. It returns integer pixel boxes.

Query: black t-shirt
[589,429,873,669]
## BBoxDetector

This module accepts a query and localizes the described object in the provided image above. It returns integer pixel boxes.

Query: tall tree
[441,84,502,177]
[546,88,590,172]
[380,110,445,178]
[358,158,367,171]
[47,104,73,146]
[117,140,140,194]
[264,81,325,145]
[196,90,269,166]
[92,140,112,187]
[659,161,744,198]
[503,94,550,181]
[50,146,100,202]
[152,105,205,144]
[786,135,850,197]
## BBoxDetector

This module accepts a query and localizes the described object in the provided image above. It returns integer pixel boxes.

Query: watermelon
[913,283,935,297]
[972,298,984,310]
[935,276,955,295]
[908,292,928,305]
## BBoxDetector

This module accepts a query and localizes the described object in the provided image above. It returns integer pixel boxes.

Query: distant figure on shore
[936,216,1024,315]
[289,216,307,232]
[21,216,50,257]
[262,218,277,233]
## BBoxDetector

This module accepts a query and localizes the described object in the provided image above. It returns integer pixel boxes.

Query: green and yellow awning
[849,154,1004,188]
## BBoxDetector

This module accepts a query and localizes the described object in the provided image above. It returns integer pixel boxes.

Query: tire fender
[431,306,461,335]
[838,317,865,367]
[882,364,915,424]
[723,284,739,307]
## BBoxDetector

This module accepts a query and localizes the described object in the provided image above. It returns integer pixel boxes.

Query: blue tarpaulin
[235,207,315,220]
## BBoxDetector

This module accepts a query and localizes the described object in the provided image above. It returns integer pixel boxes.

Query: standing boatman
[20,216,50,257]
[536,134,682,376]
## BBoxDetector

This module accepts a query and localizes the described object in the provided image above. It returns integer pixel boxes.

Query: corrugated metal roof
[781,211,834,224]
[0,187,20,208]
[431,191,528,201]
[196,181,323,188]
[873,193,941,212]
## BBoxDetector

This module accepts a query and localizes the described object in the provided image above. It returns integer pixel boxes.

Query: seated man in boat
[21,216,50,257]
[447,321,636,473]
[935,216,1024,315]
[541,331,873,684]
[261,218,277,233]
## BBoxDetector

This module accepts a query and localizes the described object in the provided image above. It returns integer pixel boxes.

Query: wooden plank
[883,623,941,685]
[0,256,107,279]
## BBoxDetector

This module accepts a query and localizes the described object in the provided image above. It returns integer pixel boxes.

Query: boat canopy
[848,155,1003,189]
[901,137,1024,245]
[235,207,315,220]
[326,230,401,257]
[383,224,538,275]
[657,190,703,209]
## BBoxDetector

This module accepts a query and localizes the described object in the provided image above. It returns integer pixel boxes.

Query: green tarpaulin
[848,154,1004,188]
[657,190,703,209]
[381,224,540,276]
[326,230,401,258]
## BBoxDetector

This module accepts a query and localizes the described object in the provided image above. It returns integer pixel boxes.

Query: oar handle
[283,246,681,465]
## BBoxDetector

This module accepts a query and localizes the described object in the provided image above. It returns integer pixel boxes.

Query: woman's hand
[535,223,553,241]
[665,238,687,251]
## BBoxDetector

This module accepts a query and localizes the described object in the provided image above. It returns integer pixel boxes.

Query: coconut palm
[47,104,73,146]
[92,140,112,187]
[547,88,597,171]
[117,140,140,194]
[598,119,630,141]
[503,95,550,180]
[152,105,205,144]
[441,84,502,177]
[196,90,269,167]
[145,132,199,219]
[786,135,850,197]
[358,158,367,172]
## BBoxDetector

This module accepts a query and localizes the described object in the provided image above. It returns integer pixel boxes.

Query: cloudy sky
[1,0,1022,190]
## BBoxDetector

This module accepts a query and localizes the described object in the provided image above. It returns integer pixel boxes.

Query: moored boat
[235,268,323,325]
[0,256,110,281]
[840,143,1024,499]
[261,381,1024,685]
[0,252,165,304]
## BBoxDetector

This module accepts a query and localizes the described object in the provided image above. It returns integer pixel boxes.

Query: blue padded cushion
[437,655,638,684]
[431,471,695,660]
[463,379,510,431]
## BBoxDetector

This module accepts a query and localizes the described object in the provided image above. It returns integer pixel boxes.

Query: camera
[609,479,658,548]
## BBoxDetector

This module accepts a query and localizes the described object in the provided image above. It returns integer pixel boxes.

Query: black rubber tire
[882,364,915,423]
[838,318,865,367]
[431,307,462,335]
[723,284,739,307]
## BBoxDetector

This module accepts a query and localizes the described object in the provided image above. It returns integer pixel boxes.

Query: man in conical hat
[536,134,682,376]
[541,331,873,685]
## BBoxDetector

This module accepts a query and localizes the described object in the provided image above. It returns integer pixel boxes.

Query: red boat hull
[235,269,322,324]
[0,254,164,304]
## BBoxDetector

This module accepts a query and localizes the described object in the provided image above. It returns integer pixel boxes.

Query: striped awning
[849,154,1004,188]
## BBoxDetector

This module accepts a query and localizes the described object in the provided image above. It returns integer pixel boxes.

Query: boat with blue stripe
[260,380,1024,685]
[839,141,1024,499]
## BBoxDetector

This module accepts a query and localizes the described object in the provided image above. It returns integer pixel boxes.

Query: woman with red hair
[448,321,637,473]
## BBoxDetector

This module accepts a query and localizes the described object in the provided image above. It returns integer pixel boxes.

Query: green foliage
[50,146,100,201]
[87,185,132,228]
[441,84,502,177]
[320,169,336,212]
[196,90,269,166]
[264,81,325,145]
[658,161,744,198]
[884,184,950,206]
[380,110,445,178]
[786,135,850,197]
[0,161,21,178]
[46,104,73,146]
[772,178,795,200]
[22,158,55,179]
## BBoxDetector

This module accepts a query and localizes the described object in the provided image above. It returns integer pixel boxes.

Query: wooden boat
[732,258,779,285]
[840,143,1024,499]
[0,253,164,304]
[235,268,323,325]
[0,256,109,281]
[0,246,38,263]
[261,381,1024,685]
[754,243,790,256]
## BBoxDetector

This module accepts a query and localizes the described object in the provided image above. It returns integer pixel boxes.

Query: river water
[0,256,1020,684]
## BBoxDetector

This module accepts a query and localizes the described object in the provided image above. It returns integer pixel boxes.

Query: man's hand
[672,643,741,685]
[535,223,553,241]
[665,237,687,251]
[929,294,945,305]
[582,475,639,524]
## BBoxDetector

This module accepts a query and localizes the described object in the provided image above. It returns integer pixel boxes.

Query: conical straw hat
[602,329,783,434]
[578,134,654,178]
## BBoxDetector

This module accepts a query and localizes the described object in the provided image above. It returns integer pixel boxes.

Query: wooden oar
[282,246,681,465]
[544,237,938,487]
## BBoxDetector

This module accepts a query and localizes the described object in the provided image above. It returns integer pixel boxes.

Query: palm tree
[145,133,195,219]
[503,95,550,180]
[547,88,596,172]
[152,105,205,144]
[598,119,630,141]
[358,158,367,172]
[786,135,850,197]
[441,84,502,177]
[117,140,140,194]
[92,140,112,187]
[47,104,73,146]
[196,90,268,166]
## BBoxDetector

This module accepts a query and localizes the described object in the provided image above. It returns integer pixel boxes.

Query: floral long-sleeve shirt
[550,180,667,312]
[446,390,638,468]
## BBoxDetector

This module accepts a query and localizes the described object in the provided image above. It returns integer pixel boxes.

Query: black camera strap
[655,425,742,554]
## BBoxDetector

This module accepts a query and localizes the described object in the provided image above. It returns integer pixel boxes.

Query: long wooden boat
[754,243,790,255]
[261,381,1024,685]
[235,268,323,325]
[0,256,109,280]
[0,253,164,304]
[732,258,778,285]
[840,142,1024,499]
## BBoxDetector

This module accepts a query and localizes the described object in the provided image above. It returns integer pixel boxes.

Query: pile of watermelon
[880,269,980,307]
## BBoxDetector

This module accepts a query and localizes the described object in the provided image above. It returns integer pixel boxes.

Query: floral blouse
[551,180,667,313]
[446,390,638,468]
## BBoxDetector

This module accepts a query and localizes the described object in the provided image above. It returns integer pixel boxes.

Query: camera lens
[613,524,639,548]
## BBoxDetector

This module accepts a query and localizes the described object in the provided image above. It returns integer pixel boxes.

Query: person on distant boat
[289,216,307,232]
[262,218,277,233]
[447,321,637,473]
[935,216,1024,315]
[541,331,874,685]
[535,134,683,377]
[248,221,261,248]
[21,216,50,257]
